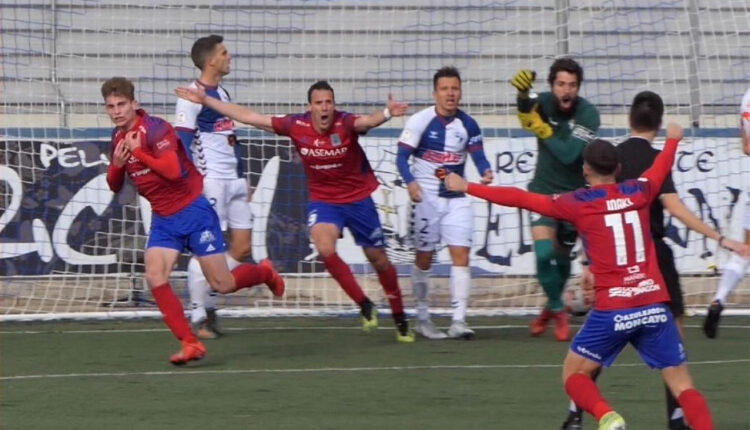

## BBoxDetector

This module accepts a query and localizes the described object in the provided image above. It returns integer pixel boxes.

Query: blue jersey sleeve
[396,143,415,184]
[176,128,196,162]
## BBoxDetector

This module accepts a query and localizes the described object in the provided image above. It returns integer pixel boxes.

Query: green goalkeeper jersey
[527,92,600,194]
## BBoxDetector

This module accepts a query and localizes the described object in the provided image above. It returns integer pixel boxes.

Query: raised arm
[641,122,682,191]
[174,85,275,133]
[353,94,408,133]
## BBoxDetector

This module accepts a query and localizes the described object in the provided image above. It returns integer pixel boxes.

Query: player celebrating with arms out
[442,123,715,430]
[103,77,284,365]
[175,80,415,342]
[510,58,601,341]
[396,66,493,340]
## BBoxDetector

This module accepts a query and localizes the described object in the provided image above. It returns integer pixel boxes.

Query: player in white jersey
[175,35,258,338]
[703,87,750,338]
[396,66,493,339]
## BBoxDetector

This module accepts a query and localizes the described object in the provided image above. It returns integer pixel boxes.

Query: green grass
[2,316,748,429]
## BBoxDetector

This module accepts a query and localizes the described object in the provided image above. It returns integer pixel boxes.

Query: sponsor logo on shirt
[572,124,596,143]
[156,139,171,150]
[131,168,151,177]
[205,244,216,253]
[613,306,668,331]
[419,149,464,165]
[609,278,660,298]
[213,118,234,132]
[300,146,349,158]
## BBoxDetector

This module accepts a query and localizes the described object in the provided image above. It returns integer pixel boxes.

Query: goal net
[2,0,750,320]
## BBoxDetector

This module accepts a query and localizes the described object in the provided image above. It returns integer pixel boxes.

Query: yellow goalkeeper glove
[517,106,552,139]
[510,69,536,93]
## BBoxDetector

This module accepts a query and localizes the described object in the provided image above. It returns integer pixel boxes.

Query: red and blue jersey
[271,110,378,204]
[467,138,679,311]
[107,109,202,216]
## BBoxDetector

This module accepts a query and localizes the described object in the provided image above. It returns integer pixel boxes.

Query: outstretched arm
[353,94,408,133]
[174,85,275,133]
[662,194,750,256]
[442,172,560,219]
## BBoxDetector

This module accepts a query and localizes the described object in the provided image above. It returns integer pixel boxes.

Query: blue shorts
[307,197,385,248]
[570,303,686,369]
[147,196,226,257]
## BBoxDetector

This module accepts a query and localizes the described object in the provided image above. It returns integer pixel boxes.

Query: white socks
[450,266,470,323]
[187,253,242,324]
[714,254,749,304]
[411,265,431,321]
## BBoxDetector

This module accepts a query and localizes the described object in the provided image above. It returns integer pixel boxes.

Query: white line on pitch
[1,323,748,335]
[3,358,749,382]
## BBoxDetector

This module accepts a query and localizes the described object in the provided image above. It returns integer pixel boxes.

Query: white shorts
[203,177,254,231]
[744,189,750,231]
[410,194,473,251]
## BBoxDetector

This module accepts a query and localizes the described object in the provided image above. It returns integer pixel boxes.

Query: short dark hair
[583,139,619,176]
[101,77,135,101]
[307,80,335,103]
[629,91,664,132]
[191,34,224,70]
[548,57,583,86]
[433,66,461,90]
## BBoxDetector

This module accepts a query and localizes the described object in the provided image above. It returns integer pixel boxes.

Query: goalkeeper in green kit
[510,58,600,342]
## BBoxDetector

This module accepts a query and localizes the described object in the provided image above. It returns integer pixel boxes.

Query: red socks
[376,264,404,316]
[323,253,366,303]
[151,283,195,342]
[678,389,713,430]
[564,373,612,421]
[231,263,270,291]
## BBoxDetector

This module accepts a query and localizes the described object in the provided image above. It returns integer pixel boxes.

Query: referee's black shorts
[654,238,684,318]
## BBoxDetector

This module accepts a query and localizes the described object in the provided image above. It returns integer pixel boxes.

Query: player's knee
[229,242,252,262]
[725,253,749,274]
[201,269,234,293]
[414,253,432,271]
[366,248,390,271]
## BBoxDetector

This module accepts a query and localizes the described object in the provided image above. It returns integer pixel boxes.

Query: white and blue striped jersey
[174,81,237,178]
[397,106,489,198]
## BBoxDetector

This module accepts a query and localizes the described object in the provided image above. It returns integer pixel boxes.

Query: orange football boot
[529,308,554,337]
[169,339,206,366]
[260,259,285,297]
[553,310,570,341]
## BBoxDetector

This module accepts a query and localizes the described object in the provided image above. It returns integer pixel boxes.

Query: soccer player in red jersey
[442,123,714,430]
[103,77,285,365]
[175,81,415,342]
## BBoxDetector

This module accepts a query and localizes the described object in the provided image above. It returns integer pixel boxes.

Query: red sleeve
[106,162,125,192]
[466,183,565,220]
[640,137,678,201]
[131,147,181,180]
[271,115,293,137]
[342,112,359,134]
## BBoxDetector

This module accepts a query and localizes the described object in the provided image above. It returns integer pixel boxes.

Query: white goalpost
[2,0,750,320]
